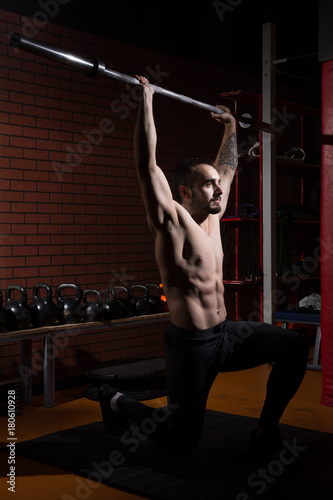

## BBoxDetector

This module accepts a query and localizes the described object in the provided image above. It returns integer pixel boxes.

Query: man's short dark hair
[172,157,216,203]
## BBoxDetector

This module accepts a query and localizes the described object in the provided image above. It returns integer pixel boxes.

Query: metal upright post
[262,23,277,324]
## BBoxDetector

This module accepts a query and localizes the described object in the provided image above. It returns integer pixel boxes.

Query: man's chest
[170,219,223,276]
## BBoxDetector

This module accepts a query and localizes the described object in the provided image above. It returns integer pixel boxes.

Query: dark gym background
[0,0,323,386]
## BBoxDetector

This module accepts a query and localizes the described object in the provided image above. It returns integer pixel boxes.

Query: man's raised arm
[211,106,238,216]
[212,105,238,181]
[134,77,176,231]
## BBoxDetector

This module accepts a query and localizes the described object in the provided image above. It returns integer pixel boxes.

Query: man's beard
[192,195,221,214]
[208,198,222,214]
[208,204,221,214]
[209,205,221,214]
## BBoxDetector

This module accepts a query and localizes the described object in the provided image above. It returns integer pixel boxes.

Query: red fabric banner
[321,59,333,407]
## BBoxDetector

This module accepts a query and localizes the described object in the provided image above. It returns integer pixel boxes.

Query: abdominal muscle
[154,215,227,331]
[164,279,227,330]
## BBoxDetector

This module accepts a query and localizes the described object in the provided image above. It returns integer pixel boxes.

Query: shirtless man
[99,77,309,461]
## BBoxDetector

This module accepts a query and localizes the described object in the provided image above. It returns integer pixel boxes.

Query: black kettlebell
[29,282,57,327]
[145,283,163,314]
[103,288,122,320]
[0,290,6,332]
[4,285,32,331]
[113,286,131,318]
[55,283,83,324]
[129,285,150,316]
[77,289,104,322]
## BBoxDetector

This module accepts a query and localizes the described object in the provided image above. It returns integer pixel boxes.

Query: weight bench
[86,357,167,401]
[274,310,321,371]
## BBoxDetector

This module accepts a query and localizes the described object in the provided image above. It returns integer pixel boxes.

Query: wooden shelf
[223,280,244,285]
[276,157,321,170]
[276,275,320,282]
[0,312,170,409]
[223,280,260,285]
[276,218,320,223]
[0,312,170,339]
[221,217,260,222]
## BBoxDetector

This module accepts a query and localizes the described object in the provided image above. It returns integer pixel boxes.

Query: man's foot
[249,428,283,464]
[98,384,129,436]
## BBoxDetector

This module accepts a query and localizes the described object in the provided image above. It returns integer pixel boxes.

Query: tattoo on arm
[216,132,238,173]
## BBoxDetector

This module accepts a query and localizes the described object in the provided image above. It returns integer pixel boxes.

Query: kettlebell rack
[0,312,170,408]
[0,281,169,407]
[1,282,167,332]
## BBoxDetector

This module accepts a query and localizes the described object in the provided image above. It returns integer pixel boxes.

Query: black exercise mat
[14,410,333,500]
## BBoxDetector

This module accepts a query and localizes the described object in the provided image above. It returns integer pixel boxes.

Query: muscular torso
[152,205,226,330]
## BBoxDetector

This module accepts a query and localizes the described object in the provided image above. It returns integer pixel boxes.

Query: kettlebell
[0,289,6,332]
[129,285,150,316]
[77,289,104,322]
[29,282,57,327]
[4,285,32,331]
[103,288,122,320]
[113,286,131,318]
[145,283,163,314]
[55,283,83,324]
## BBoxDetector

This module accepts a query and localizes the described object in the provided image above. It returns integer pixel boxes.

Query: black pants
[117,319,309,455]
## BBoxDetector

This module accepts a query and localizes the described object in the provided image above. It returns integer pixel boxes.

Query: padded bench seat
[274,310,321,371]
[86,357,167,401]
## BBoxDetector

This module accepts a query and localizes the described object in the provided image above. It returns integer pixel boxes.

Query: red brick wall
[0,9,260,387]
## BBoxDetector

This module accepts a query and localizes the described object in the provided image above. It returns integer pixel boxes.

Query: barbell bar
[9,33,275,134]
